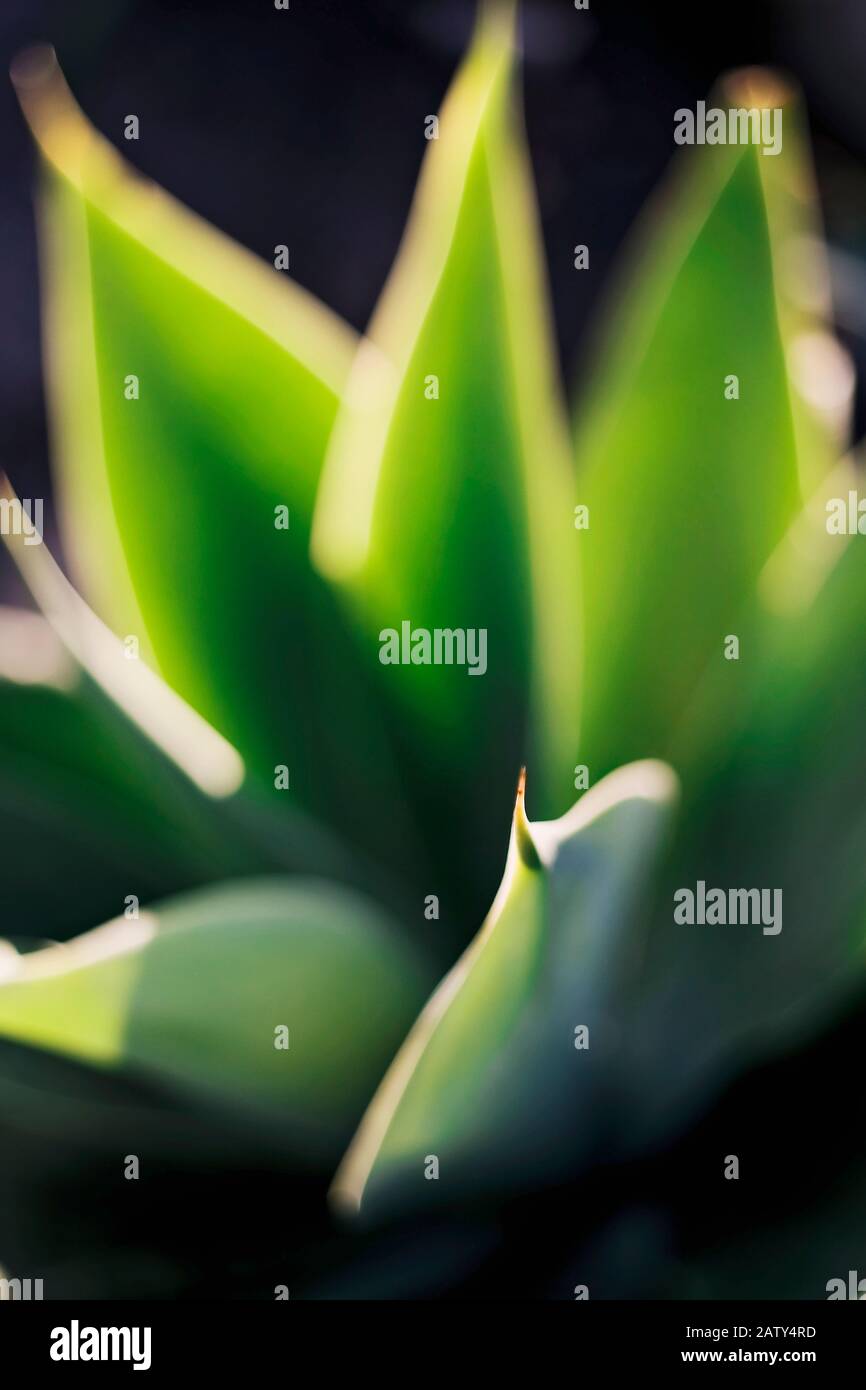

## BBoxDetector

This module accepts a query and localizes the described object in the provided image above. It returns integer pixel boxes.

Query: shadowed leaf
[333,762,676,1222]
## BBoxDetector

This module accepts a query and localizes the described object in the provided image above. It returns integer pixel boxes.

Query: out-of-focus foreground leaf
[332,762,677,1223]
[0,500,379,938]
[13,46,418,876]
[0,1034,495,1299]
[0,1036,338,1298]
[0,604,246,940]
[625,458,866,1147]
[0,877,431,1165]
[0,1039,259,1298]
[311,1,580,924]
[573,71,842,785]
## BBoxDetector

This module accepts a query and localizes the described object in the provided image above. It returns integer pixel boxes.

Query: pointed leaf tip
[514,766,541,870]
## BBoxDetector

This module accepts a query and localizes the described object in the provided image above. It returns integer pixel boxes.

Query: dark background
[2,0,866,556]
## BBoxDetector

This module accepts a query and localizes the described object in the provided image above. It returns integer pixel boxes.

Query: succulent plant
[1,2,863,1299]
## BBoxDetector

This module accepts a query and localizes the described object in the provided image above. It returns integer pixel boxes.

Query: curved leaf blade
[333,761,677,1221]
[0,878,432,1163]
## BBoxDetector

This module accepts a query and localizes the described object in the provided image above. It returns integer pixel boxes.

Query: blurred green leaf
[0,1034,493,1299]
[0,628,245,941]
[333,761,676,1222]
[0,876,431,1164]
[14,47,418,875]
[311,2,580,922]
[573,72,838,785]
[624,460,866,1146]
[0,511,382,938]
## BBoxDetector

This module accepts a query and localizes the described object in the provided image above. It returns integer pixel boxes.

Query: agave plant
[1,2,863,1299]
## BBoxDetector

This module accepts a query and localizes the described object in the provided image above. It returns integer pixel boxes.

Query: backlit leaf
[312,1,580,923]
[14,47,417,875]
[573,72,838,784]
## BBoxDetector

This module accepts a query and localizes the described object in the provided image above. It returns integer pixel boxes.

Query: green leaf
[310,2,580,920]
[0,877,431,1164]
[0,505,377,940]
[332,761,677,1222]
[14,47,418,874]
[0,605,259,942]
[573,71,838,784]
[625,460,866,1145]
